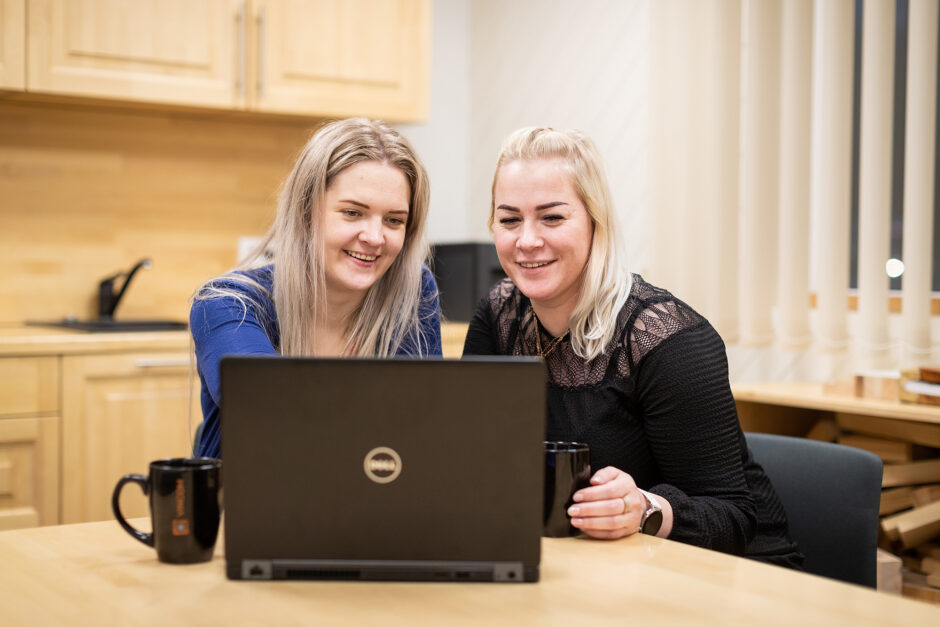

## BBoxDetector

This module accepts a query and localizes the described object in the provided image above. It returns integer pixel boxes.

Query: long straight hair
[490,127,632,360]
[196,117,432,357]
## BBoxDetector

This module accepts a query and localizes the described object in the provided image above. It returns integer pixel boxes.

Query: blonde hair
[196,117,432,357]
[490,127,632,361]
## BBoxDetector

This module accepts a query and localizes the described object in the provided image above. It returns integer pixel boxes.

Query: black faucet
[98,258,152,320]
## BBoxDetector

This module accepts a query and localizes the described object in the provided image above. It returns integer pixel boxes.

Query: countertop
[733,380,940,426]
[0,324,192,357]
[0,322,470,358]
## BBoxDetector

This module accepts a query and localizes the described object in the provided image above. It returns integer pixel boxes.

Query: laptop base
[229,559,538,583]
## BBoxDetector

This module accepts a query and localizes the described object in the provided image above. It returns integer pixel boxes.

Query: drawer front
[0,357,59,416]
[0,416,59,529]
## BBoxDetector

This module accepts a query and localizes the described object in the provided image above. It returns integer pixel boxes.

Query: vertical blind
[648,0,939,374]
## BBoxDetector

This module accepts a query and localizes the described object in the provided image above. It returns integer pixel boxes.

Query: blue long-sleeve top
[190,264,442,458]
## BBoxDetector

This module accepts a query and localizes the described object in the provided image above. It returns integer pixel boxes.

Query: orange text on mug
[172,478,190,536]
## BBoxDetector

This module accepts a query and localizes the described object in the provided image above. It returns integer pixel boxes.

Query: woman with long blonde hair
[191,118,441,458]
[464,127,801,568]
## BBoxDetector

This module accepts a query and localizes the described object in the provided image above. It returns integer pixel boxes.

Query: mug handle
[112,474,154,547]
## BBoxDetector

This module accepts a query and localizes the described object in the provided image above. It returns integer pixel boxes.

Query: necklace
[532,308,569,358]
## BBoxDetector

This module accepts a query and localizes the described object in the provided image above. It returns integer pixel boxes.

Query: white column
[901,0,939,366]
[776,0,813,349]
[812,0,854,352]
[857,0,896,369]
[739,0,781,346]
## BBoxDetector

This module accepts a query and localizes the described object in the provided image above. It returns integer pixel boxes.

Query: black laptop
[221,356,545,582]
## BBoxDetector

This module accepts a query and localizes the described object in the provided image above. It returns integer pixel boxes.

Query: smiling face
[492,158,594,316]
[319,160,410,305]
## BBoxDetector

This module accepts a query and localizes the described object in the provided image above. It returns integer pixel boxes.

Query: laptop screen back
[221,356,545,582]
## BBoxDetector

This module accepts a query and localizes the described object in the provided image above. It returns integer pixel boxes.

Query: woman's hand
[567,466,649,540]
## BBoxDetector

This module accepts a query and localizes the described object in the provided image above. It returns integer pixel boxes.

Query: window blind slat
[857,0,896,368]
[901,0,939,365]
[812,0,854,350]
[777,0,813,349]
[739,0,782,346]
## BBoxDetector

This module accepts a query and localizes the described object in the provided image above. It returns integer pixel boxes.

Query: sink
[27,319,188,332]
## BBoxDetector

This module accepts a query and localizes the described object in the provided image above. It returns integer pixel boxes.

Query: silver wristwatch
[638,489,663,535]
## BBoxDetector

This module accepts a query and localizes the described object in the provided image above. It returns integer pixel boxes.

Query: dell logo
[363,447,402,484]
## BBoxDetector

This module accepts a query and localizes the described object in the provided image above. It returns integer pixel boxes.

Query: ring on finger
[621,495,630,515]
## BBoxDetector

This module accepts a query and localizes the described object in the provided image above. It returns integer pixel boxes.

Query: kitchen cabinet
[250,0,430,120]
[0,357,59,530]
[26,0,430,121]
[61,351,200,524]
[0,0,25,90]
[27,0,244,109]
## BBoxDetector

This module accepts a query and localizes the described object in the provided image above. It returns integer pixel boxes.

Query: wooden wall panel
[0,100,315,324]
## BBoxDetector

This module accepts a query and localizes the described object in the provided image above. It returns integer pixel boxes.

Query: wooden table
[1,519,937,625]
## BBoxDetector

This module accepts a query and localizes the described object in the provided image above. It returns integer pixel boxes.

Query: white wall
[469,0,651,267]
[396,0,473,244]
[400,0,651,262]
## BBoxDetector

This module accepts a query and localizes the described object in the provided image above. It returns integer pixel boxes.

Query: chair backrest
[744,432,883,588]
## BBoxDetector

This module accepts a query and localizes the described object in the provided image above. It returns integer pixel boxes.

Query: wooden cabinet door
[0,0,25,89]
[27,0,245,108]
[250,0,429,120]
[61,352,200,524]
[0,417,59,529]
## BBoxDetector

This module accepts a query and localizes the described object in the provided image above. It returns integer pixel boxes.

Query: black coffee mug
[112,457,223,564]
[543,441,591,537]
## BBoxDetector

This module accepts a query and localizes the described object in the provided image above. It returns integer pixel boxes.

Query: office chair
[193,421,205,457]
[744,432,883,588]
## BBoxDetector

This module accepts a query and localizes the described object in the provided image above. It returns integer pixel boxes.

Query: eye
[386,216,407,227]
[498,216,521,226]
[341,208,361,218]
[543,214,564,223]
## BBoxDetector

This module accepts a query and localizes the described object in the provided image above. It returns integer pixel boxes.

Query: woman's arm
[634,321,756,554]
[417,265,442,356]
[190,289,278,410]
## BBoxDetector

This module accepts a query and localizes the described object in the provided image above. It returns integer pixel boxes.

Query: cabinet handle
[235,2,246,99]
[135,358,190,369]
[256,5,266,100]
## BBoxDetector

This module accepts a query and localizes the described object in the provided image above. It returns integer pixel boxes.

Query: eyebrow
[495,201,568,212]
[339,199,409,214]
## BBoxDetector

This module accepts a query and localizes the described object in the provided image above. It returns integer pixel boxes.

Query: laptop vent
[285,568,361,580]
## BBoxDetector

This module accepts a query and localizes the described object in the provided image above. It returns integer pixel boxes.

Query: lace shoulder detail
[484,278,534,356]
[621,275,705,370]
[482,275,706,388]
[485,278,521,317]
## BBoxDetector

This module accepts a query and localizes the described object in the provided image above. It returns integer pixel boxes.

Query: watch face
[642,510,663,536]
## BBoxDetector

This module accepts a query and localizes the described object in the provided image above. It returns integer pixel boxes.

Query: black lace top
[464,275,803,567]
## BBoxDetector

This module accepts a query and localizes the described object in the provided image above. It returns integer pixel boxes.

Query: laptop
[221,355,545,582]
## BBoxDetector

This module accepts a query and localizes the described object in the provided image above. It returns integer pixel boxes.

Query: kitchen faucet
[98,258,151,320]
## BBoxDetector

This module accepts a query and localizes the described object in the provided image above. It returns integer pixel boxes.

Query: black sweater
[464,275,803,567]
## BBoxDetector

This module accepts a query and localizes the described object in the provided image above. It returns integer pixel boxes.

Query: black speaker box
[430,243,507,322]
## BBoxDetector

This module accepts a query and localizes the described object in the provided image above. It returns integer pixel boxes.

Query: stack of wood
[807,389,940,603]
[899,367,940,406]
